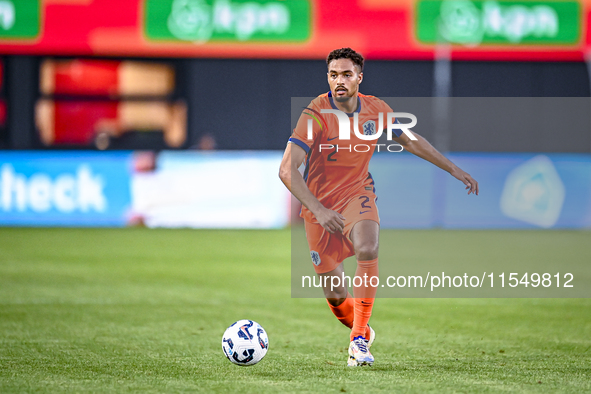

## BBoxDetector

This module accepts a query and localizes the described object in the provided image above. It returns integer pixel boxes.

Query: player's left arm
[393,131,479,195]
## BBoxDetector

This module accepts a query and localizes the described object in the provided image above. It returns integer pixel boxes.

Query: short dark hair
[326,47,364,72]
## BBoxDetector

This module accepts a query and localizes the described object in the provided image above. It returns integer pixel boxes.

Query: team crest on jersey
[310,251,321,266]
[362,120,376,136]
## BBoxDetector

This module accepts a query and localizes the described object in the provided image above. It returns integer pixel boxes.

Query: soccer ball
[221,319,269,366]
[222,320,269,365]
[221,320,269,366]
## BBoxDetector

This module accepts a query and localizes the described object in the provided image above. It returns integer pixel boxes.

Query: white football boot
[347,335,374,367]
[366,324,376,350]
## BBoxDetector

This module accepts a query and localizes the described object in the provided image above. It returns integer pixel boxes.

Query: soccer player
[279,48,478,367]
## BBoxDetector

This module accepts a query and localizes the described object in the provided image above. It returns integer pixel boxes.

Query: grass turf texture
[0,228,590,393]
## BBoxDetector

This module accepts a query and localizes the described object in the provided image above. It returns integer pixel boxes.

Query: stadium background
[1,0,590,392]
[1,0,590,228]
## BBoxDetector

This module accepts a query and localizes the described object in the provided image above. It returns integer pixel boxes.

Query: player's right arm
[279,142,345,234]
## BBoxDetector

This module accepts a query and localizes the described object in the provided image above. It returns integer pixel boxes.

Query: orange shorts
[305,193,380,274]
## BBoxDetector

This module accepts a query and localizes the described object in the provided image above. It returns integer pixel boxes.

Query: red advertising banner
[0,0,588,60]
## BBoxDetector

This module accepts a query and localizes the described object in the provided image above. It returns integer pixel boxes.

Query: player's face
[327,59,363,103]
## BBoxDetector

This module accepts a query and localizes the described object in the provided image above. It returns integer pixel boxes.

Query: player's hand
[450,167,479,195]
[315,207,346,234]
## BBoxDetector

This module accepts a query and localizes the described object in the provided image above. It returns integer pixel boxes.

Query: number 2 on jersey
[359,196,371,209]
[327,150,337,162]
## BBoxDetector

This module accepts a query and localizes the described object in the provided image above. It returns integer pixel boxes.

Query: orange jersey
[290,92,394,223]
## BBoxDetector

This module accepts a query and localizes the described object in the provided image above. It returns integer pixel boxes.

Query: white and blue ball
[221,319,269,366]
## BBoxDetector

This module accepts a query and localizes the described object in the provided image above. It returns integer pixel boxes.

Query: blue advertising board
[0,151,589,229]
[370,152,591,229]
[0,152,133,226]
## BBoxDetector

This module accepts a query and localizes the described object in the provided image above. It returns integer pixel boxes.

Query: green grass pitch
[1,228,590,393]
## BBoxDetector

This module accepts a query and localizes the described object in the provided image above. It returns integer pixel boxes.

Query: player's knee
[356,243,378,261]
[323,284,348,300]
[326,297,347,307]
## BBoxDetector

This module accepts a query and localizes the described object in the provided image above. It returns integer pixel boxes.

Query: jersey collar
[328,91,361,117]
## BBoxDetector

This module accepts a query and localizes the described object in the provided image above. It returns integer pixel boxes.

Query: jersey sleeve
[378,100,394,115]
[289,103,323,154]
[378,100,404,138]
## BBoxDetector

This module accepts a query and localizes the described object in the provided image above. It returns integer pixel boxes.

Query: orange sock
[327,293,372,340]
[351,258,379,341]
[327,293,354,328]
